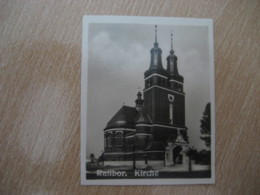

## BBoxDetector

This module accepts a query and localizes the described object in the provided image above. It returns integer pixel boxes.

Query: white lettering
[134,170,159,177]
[96,170,127,177]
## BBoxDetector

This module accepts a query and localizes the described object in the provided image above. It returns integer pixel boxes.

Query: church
[103,26,189,167]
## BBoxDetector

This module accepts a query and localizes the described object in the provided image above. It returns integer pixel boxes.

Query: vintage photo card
[81,16,215,185]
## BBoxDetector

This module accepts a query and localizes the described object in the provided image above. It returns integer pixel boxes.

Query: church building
[103,26,189,167]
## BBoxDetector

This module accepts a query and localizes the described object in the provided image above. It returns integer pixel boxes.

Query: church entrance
[173,146,183,164]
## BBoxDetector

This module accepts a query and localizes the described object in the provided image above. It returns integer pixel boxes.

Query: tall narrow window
[169,103,173,124]
[154,50,158,65]
[107,134,112,147]
[157,77,161,85]
[116,132,123,146]
[170,60,174,72]
[147,79,151,87]
[162,79,165,87]
[168,94,174,125]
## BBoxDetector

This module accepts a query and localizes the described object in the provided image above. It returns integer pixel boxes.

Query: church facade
[103,26,189,166]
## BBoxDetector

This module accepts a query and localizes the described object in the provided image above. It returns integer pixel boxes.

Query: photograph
[81,16,215,185]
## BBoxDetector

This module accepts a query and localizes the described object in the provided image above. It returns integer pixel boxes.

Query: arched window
[116,132,123,146]
[107,134,112,147]
[161,79,165,87]
[157,77,161,85]
[146,79,151,87]
[169,103,173,124]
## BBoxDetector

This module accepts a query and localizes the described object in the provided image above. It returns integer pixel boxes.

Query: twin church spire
[167,29,182,81]
[149,25,163,71]
[144,25,184,91]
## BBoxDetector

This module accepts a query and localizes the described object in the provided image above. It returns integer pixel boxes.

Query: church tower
[144,25,170,124]
[165,31,185,126]
[143,26,185,127]
[142,27,188,162]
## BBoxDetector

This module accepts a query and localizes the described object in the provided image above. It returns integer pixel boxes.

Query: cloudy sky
[85,22,212,157]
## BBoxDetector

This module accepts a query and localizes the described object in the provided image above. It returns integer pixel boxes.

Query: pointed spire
[135,89,144,111]
[170,30,174,54]
[155,25,157,43]
[166,29,184,84]
[137,91,142,99]
[153,25,159,47]
[136,89,142,101]
[137,87,142,99]
[144,25,169,78]
[171,30,173,51]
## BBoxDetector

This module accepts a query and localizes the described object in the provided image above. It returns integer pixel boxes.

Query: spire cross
[155,25,157,43]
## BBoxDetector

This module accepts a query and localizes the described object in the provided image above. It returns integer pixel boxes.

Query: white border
[81,15,215,185]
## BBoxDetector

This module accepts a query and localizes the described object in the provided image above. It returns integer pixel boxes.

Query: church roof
[135,109,152,124]
[105,106,138,130]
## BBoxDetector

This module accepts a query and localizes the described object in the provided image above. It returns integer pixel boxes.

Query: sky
[85,23,211,157]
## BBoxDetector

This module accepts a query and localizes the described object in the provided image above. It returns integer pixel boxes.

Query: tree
[200,103,211,148]
[186,147,197,171]
[90,153,96,164]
